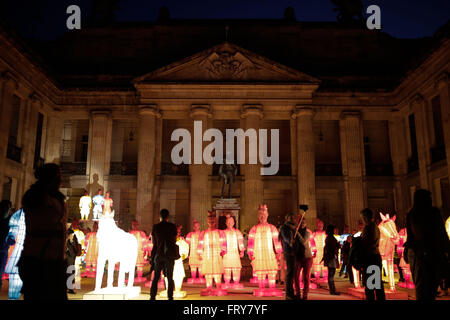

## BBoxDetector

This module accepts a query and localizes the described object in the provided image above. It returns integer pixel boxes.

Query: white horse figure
[378,212,399,291]
[95,212,138,291]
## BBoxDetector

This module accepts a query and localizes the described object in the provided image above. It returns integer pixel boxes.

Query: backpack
[349,237,365,270]
[163,241,180,261]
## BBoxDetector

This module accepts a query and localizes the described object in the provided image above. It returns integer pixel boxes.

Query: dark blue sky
[0,0,448,40]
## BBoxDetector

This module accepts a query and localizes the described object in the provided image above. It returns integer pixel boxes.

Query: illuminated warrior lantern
[247,204,283,297]
[79,190,92,220]
[186,219,205,284]
[5,209,26,300]
[71,219,85,288]
[198,211,227,296]
[312,219,327,283]
[397,228,414,289]
[223,214,245,289]
[95,214,138,291]
[160,225,189,298]
[82,222,99,278]
[92,189,104,220]
[103,191,114,218]
[129,220,151,283]
[378,212,399,291]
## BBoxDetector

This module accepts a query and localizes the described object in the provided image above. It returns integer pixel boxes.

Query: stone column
[86,111,112,194]
[340,111,366,231]
[136,105,160,233]
[411,94,431,189]
[189,105,212,230]
[240,105,264,232]
[22,93,41,191]
[388,109,409,227]
[292,106,317,228]
[435,73,450,189]
[44,112,64,164]
[0,72,18,198]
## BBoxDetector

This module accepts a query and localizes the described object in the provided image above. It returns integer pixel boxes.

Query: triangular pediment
[134,42,320,84]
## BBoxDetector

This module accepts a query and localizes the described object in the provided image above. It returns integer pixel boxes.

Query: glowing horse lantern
[378,212,399,291]
[95,213,138,292]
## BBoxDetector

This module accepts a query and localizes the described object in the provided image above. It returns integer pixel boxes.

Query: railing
[60,162,87,175]
[365,163,394,176]
[212,163,241,176]
[110,162,137,175]
[6,144,21,163]
[315,163,342,176]
[407,155,419,173]
[431,145,446,164]
[161,162,189,176]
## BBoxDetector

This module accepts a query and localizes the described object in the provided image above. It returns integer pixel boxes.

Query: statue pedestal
[83,286,141,300]
[347,287,409,300]
[214,198,241,229]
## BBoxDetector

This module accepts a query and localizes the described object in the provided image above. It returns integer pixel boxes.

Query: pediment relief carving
[134,43,320,84]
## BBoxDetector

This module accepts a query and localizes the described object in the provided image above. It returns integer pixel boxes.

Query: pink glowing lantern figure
[312,219,327,284]
[222,214,245,289]
[186,219,205,284]
[129,220,152,283]
[144,235,165,289]
[378,212,399,291]
[102,191,114,218]
[397,228,415,289]
[247,204,283,297]
[198,211,228,296]
[81,222,99,278]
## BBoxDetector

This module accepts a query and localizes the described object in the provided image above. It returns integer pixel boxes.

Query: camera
[299,204,308,211]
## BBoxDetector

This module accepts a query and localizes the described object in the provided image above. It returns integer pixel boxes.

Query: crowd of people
[0,163,449,301]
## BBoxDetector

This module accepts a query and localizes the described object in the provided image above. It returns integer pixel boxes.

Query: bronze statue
[331,0,364,24]
[218,162,237,199]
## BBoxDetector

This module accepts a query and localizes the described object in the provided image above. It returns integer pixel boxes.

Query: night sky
[0,0,448,40]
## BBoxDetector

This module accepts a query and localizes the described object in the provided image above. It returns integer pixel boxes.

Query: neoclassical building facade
[0,19,449,234]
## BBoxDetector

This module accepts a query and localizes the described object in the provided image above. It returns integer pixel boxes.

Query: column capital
[29,92,43,107]
[91,110,111,118]
[241,104,263,119]
[291,106,314,119]
[435,72,449,89]
[0,71,19,90]
[190,104,212,119]
[410,93,425,107]
[340,110,361,119]
[139,105,161,118]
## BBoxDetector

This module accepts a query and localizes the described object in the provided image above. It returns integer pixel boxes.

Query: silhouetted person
[406,189,450,300]
[279,213,301,300]
[66,228,80,294]
[296,219,314,300]
[150,209,178,300]
[340,235,352,277]
[360,208,385,301]
[0,200,12,290]
[323,224,340,295]
[19,163,68,300]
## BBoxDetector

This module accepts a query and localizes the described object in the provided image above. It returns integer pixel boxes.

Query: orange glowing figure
[198,211,227,296]
[186,219,205,284]
[223,214,245,289]
[247,204,283,297]
[81,222,99,278]
[129,220,152,283]
[378,212,399,291]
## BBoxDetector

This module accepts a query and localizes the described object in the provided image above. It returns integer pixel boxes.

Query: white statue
[95,213,138,291]
[79,190,92,220]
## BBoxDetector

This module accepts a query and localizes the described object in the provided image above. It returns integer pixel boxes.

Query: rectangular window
[432,95,444,147]
[8,95,21,146]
